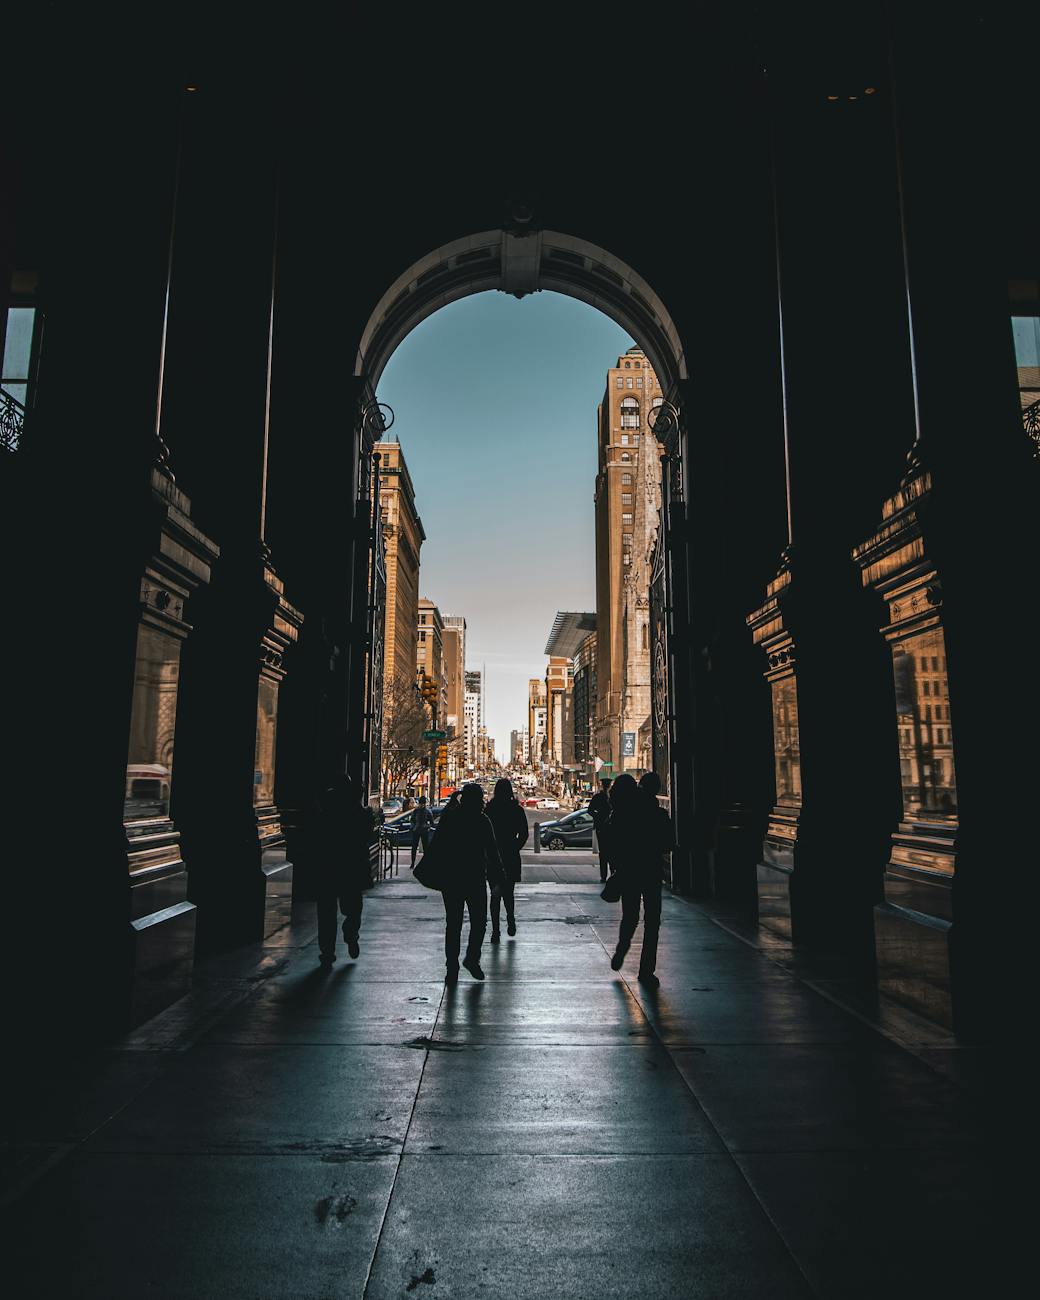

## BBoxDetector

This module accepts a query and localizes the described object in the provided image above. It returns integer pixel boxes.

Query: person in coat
[434,782,503,982]
[485,777,529,941]
[410,794,434,868]
[603,771,670,986]
[315,774,376,968]
[588,776,613,881]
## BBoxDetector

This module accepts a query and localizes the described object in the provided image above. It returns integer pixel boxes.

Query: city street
[6,866,988,1298]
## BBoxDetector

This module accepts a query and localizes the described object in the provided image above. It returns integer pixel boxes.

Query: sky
[376,291,635,762]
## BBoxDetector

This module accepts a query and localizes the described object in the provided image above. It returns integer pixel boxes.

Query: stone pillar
[3,79,225,1037]
[162,86,303,952]
[849,13,1034,1035]
[746,17,913,955]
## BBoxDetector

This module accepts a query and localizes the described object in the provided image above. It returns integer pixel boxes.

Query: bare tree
[381,678,431,797]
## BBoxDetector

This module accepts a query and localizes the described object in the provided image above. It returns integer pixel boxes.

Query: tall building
[544,612,595,791]
[510,726,530,765]
[464,669,482,769]
[528,678,547,769]
[376,437,425,695]
[442,615,466,782]
[416,598,447,721]
[593,347,662,775]
[572,630,597,785]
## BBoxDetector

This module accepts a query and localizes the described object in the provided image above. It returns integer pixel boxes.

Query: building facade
[376,438,425,696]
[572,630,597,788]
[416,598,447,722]
[593,347,662,776]
[527,678,547,770]
[441,615,466,784]
[464,668,482,770]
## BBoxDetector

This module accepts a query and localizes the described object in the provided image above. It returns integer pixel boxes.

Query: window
[2,305,38,447]
[620,434,630,445]
[642,624,649,650]
[620,396,639,428]
[623,532,633,544]
[622,473,632,484]
[620,452,632,462]
[623,553,632,565]
[636,376,643,387]
[923,681,930,695]
[621,493,633,505]
[634,360,641,368]
[622,512,633,524]
[624,361,631,368]
[419,631,426,642]
[616,376,623,388]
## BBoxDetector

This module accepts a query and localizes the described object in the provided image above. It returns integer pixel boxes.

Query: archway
[344,235,695,889]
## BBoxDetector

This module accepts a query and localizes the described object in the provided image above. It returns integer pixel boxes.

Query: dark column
[677,77,790,907]
[747,11,913,956]
[166,87,301,952]
[850,12,1036,1035]
[3,78,223,1039]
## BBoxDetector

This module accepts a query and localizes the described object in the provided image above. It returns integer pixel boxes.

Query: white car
[538,797,560,810]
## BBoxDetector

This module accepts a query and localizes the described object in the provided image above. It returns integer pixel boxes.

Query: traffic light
[437,744,448,780]
[420,674,438,707]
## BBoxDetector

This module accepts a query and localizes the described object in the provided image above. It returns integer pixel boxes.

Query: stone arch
[354,228,688,403]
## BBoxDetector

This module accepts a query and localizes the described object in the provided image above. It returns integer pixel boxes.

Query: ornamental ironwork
[1,387,26,453]
[1024,398,1040,458]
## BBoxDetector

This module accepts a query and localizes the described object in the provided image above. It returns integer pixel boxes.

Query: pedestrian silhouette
[433,782,503,982]
[588,776,613,882]
[485,777,529,941]
[410,794,433,868]
[603,771,671,986]
[314,774,376,968]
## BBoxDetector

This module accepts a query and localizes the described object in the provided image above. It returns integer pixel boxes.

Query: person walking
[589,776,613,882]
[603,771,671,987]
[410,794,434,869]
[315,774,376,969]
[434,782,503,982]
[485,777,529,942]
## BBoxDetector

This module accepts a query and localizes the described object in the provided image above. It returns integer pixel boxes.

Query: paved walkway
[6,861,992,1298]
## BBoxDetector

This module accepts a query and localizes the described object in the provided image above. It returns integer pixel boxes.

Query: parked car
[537,797,560,810]
[381,798,403,816]
[522,797,540,807]
[539,809,595,850]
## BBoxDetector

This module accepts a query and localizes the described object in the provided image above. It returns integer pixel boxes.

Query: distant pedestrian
[433,782,503,982]
[589,776,613,882]
[485,777,529,941]
[410,795,434,868]
[315,774,376,969]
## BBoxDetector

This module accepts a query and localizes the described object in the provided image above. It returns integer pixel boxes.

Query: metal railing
[1,387,26,453]
[378,825,399,879]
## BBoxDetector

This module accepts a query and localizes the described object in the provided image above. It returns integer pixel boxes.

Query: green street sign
[423,729,447,741]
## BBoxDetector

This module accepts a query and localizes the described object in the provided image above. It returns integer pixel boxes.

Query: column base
[262,851,295,940]
[874,900,953,1030]
[129,869,197,1027]
[756,860,794,940]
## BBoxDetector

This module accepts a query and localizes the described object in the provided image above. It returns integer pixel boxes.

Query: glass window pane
[124,626,180,825]
[892,630,957,822]
[2,307,35,381]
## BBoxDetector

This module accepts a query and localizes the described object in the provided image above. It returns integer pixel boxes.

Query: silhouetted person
[589,776,613,881]
[630,771,673,986]
[602,772,668,986]
[485,777,529,941]
[435,782,502,982]
[315,774,376,969]
[410,794,433,868]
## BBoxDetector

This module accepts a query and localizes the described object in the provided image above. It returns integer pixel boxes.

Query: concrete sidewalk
[6,870,992,1298]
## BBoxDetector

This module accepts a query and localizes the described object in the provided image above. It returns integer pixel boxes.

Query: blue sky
[376,291,635,761]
